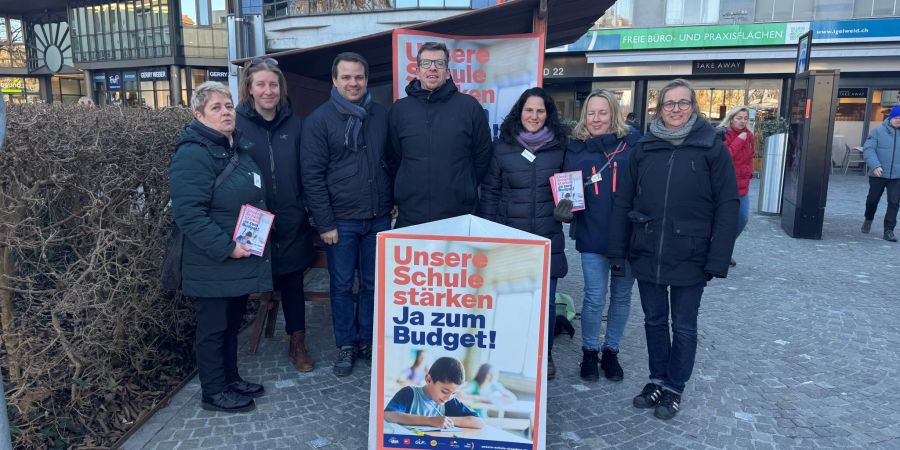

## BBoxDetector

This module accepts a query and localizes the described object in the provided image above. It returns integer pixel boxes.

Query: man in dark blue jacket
[388,42,493,227]
[301,53,393,377]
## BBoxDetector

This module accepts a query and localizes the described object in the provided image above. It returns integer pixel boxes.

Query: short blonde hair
[190,81,232,113]
[573,89,630,141]
[718,105,751,129]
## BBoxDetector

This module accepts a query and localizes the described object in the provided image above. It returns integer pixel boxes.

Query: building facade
[2,0,231,108]
[544,0,900,154]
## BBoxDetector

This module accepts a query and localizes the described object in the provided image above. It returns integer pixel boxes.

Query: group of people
[168,40,751,421]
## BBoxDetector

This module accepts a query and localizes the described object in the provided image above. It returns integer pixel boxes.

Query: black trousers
[194,295,247,396]
[275,269,306,335]
[864,177,900,230]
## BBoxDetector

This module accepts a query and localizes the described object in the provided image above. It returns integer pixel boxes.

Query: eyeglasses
[249,57,278,67]
[662,100,693,111]
[418,59,447,69]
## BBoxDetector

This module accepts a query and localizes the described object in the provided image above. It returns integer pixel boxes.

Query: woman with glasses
[607,78,738,420]
[562,90,640,383]
[478,87,569,379]
[169,81,271,412]
[236,57,316,372]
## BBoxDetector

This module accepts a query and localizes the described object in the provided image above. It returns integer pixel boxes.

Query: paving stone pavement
[125,174,900,450]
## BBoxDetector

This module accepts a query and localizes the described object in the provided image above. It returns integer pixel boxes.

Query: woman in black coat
[607,79,739,420]
[478,87,569,380]
[236,58,316,372]
[169,81,271,413]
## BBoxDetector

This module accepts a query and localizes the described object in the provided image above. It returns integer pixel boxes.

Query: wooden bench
[246,245,329,354]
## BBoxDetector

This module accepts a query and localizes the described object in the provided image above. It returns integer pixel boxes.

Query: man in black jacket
[388,42,493,227]
[301,53,393,377]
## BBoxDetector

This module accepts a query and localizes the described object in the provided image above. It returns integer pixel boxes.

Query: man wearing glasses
[388,41,492,227]
[300,52,393,377]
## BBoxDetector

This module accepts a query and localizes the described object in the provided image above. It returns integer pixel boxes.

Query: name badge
[589,172,602,184]
[521,149,536,162]
[252,172,262,188]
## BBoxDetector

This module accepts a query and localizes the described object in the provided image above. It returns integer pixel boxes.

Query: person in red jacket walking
[719,106,755,266]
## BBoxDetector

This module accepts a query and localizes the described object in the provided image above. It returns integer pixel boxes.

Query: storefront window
[0,16,27,68]
[647,79,781,130]
[594,0,633,28]
[0,76,42,103]
[871,89,900,132]
[70,0,171,63]
[51,75,87,104]
[666,0,720,25]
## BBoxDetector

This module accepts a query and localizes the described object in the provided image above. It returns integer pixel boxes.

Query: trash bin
[758,133,787,215]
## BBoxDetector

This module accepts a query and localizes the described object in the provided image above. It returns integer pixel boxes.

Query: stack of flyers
[232,204,275,256]
[549,171,586,211]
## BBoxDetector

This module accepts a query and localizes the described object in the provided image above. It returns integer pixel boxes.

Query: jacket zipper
[531,153,537,232]
[267,130,278,198]
[890,129,897,179]
[656,150,677,284]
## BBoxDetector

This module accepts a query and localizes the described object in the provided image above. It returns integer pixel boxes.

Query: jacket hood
[882,118,900,134]
[404,77,458,103]
[236,97,294,127]
[641,118,718,150]
[177,119,241,152]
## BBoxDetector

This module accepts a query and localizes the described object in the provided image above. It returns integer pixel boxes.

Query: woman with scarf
[236,57,316,373]
[607,79,738,420]
[478,87,569,380]
[562,89,640,383]
[718,105,756,266]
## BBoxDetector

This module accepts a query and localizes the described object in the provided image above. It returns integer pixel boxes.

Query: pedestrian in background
[169,82,271,413]
[607,78,738,420]
[563,89,640,383]
[301,52,393,377]
[719,105,755,265]
[236,58,317,373]
[861,105,900,242]
[478,87,568,379]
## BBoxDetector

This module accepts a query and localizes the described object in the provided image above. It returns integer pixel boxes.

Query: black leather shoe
[228,380,264,398]
[201,389,255,413]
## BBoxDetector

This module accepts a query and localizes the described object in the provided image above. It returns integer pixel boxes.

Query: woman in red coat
[719,106,755,266]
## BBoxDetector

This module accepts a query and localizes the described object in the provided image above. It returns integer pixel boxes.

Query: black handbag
[161,152,241,291]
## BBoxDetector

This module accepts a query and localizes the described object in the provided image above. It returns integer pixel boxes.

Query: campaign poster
[392,29,545,140]
[368,215,550,450]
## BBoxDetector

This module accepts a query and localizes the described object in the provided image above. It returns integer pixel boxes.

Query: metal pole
[0,94,13,450]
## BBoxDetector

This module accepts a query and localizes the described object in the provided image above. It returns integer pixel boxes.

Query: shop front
[90,65,229,108]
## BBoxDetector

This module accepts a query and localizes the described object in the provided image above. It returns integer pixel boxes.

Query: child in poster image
[397,349,428,387]
[461,363,517,403]
[384,357,483,429]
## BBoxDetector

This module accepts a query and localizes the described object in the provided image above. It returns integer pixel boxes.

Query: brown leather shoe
[289,331,314,372]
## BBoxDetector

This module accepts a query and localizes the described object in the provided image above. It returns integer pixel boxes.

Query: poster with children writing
[368,215,550,450]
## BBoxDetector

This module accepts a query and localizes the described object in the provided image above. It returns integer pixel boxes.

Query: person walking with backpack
[861,105,900,242]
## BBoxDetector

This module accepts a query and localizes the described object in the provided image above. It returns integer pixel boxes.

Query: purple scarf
[516,127,555,152]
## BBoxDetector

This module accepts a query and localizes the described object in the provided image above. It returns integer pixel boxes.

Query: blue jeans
[737,194,750,238]
[580,252,634,352]
[637,280,705,394]
[326,215,392,348]
[548,277,558,351]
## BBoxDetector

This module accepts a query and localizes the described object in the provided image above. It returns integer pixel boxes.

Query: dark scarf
[330,86,371,150]
[515,127,555,152]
